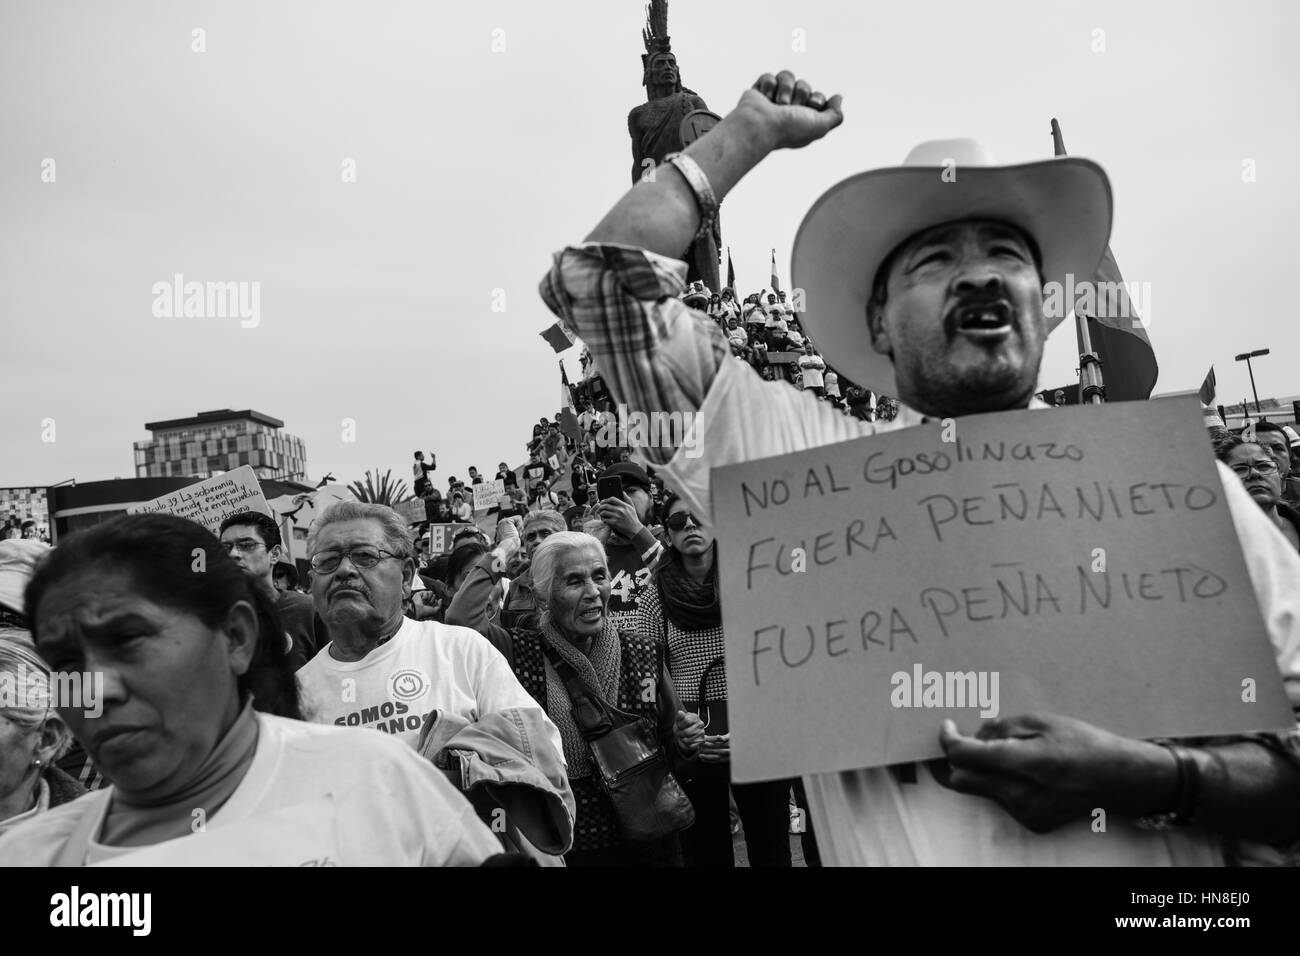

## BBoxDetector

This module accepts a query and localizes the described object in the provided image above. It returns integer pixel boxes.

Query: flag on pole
[727,247,738,300]
[540,321,575,353]
[1052,119,1158,402]
[1198,365,1216,405]
[559,361,581,441]
[770,249,780,294]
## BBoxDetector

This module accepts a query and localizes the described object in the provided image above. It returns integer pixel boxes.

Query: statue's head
[643,51,681,95]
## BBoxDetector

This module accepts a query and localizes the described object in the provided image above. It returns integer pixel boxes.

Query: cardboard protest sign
[425,523,464,554]
[128,466,272,536]
[712,398,1292,783]
[393,499,426,524]
[473,480,506,512]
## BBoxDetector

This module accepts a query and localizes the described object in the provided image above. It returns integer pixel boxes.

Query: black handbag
[690,655,729,739]
[543,646,695,845]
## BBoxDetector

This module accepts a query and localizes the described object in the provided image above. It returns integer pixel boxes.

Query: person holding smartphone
[590,463,665,632]
[635,492,794,867]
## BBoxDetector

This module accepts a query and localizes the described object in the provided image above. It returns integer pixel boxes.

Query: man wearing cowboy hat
[540,70,1300,865]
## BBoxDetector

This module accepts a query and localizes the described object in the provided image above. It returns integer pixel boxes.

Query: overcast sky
[4,0,1297,490]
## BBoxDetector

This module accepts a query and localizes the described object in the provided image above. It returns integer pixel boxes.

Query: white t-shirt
[825,371,840,397]
[798,354,826,388]
[660,356,1300,866]
[297,616,562,761]
[0,714,501,866]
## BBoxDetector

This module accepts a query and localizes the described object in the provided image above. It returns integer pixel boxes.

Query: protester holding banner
[539,69,1300,866]
[497,485,527,521]
[496,461,519,492]
[0,513,504,865]
[635,493,793,867]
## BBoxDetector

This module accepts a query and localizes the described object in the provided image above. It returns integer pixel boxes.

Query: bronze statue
[627,0,721,292]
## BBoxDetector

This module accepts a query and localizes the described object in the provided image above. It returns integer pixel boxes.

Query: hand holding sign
[674,710,705,757]
[931,714,1174,834]
[713,398,1291,782]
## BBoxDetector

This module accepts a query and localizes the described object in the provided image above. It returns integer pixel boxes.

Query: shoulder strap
[541,645,615,740]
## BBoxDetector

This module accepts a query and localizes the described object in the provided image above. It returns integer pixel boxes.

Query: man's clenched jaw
[867,219,1046,418]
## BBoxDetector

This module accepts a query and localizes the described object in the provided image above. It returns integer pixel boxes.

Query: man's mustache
[329,582,373,601]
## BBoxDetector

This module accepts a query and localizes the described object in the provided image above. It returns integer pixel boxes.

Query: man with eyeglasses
[296,502,573,857]
[219,511,320,670]
[1252,422,1300,508]
[1218,436,1300,553]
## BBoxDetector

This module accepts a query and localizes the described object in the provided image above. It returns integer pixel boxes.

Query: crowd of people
[3,68,1300,869]
[0,475,822,865]
[1,517,49,544]
[679,279,895,422]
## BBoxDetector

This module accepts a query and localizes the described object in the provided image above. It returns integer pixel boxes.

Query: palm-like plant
[347,468,412,506]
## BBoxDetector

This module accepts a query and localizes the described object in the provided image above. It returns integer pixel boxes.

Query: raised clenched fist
[735,71,844,152]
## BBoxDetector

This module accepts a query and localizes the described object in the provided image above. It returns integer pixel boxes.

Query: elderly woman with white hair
[0,635,84,837]
[449,529,705,866]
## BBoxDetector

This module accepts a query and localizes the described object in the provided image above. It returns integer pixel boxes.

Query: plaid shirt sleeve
[539,243,728,465]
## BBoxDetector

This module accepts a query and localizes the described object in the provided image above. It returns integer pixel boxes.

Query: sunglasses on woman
[664,511,700,532]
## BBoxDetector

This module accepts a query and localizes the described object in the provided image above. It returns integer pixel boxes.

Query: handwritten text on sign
[713,398,1291,782]
[127,466,272,536]
[473,479,507,512]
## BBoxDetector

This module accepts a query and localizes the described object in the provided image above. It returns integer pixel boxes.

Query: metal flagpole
[1077,310,1106,405]
[1056,119,1106,406]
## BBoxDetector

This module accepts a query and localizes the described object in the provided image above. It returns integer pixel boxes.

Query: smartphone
[596,475,624,502]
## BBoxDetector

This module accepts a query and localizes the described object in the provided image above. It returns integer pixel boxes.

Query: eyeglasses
[1230,460,1280,477]
[665,511,701,532]
[221,538,265,555]
[309,547,403,574]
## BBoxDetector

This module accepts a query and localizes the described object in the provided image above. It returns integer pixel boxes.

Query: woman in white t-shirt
[0,514,499,867]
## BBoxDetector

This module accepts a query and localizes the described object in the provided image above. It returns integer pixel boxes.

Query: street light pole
[1234,348,1270,415]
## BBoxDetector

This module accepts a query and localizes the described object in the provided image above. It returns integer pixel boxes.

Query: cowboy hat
[792,139,1112,396]
[682,280,710,306]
